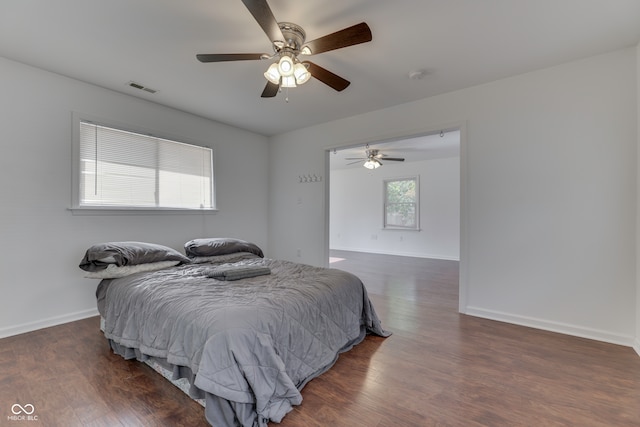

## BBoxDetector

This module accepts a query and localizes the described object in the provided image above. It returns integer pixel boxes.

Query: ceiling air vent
[127,81,158,94]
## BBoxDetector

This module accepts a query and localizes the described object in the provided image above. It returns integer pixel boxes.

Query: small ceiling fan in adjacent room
[346,148,405,169]
[196,0,372,98]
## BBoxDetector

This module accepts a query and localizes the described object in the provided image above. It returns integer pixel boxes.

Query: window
[73,118,214,211]
[384,176,419,229]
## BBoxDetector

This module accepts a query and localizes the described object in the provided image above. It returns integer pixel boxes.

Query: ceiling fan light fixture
[264,63,281,84]
[278,55,295,76]
[264,56,311,87]
[293,62,311,84]
[281,75,297,88]
[363,158,381,169]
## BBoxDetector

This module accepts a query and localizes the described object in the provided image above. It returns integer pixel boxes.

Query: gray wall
[269,47,638,347]
[0,58,269,337]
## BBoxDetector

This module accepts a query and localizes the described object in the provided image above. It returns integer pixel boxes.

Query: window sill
[383,227,421,231]
[68,206,218,216]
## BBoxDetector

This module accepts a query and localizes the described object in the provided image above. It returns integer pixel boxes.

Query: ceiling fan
[196,0,372,98]
[346,148,405,169]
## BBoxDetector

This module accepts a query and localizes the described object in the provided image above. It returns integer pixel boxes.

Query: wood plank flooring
[2,250,640,426]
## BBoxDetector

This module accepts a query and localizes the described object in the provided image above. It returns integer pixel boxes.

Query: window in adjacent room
[383,176,419,229]
[73,119,214,211]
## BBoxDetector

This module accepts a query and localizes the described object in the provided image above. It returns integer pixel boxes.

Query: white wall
[330,157,460,260]
[269,48,637,346]
[636,41,640,357]
[0,58,269,338]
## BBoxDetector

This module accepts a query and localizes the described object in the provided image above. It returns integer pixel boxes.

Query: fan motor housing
[277,22,306,52]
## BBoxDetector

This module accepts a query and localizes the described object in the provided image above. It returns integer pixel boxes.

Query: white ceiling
[1,1,639,137]
[330,130,460,170]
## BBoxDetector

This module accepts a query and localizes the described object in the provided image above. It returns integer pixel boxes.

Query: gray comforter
[96,255,389,426]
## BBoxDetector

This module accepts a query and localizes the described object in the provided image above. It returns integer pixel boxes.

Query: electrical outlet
[296,248,301,257]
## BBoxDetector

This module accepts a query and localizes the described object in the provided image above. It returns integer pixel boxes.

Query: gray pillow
[184,238,264,258]
[79,241,190,272]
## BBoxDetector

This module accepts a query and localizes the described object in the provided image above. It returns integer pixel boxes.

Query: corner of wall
[636,40,640,358]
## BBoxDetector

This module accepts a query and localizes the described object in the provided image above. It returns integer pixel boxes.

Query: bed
[80,238,390,426]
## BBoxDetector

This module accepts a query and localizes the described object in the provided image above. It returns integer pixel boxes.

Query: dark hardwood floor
[2,250,640,426]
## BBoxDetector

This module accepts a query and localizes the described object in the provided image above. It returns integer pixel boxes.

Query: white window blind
[78,121,213,209]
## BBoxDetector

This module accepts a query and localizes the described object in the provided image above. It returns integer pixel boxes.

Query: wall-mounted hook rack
[298,174,323,183]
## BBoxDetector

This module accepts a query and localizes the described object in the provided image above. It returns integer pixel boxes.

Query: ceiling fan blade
[304,61,350,91]
[347,160,363,165]
[344,157,366,160]
[382,157,405,161]
[197,53,266,63]
[261,81,279,98]
[241,0,284,42]
[301,22,372,55]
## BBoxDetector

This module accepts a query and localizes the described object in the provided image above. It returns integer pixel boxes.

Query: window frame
[383,175,420,230]
[70,112,217,214]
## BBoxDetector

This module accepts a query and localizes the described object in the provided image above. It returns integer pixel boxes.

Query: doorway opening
[325,125,466,311]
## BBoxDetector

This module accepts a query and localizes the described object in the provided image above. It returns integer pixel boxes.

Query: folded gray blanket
[204,265,271,281]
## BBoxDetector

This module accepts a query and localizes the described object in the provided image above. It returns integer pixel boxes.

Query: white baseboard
[465,306,634,348]
[0,308,99,339]
[634,338,640,357]
[330,245,460,261]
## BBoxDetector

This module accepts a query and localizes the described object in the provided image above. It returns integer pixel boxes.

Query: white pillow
[188,252,261,264]
[84,260,180,279]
